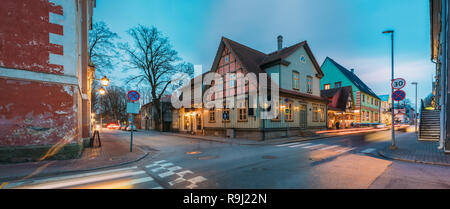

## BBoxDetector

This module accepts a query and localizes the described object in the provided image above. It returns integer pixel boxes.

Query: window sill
[222,121,230,123]
[237,119,248,122]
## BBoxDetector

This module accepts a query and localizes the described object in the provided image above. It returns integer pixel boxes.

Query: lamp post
[383,29,397,150]
[412,82,418,134]
[96,76,109,132]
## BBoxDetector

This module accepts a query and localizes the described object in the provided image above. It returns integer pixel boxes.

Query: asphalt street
[6,129,450,189]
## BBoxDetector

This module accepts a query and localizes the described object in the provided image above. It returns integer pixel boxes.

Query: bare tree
[121,25,193,131]
[89,21,119,74]
[101,85,128,123]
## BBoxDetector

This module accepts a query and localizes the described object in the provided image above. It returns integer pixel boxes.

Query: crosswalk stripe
[5,166,139,189]
[167,166,182,172]
[18,170,146,189]
[303,144,324,149]
[336,147,355,153]
[158,171,175,178]
[289,143,312,148]
[361,148,376,153]
[319,145,339,150]
[160,163,174,167]
[83,177,154,189]
[276,142,300,147]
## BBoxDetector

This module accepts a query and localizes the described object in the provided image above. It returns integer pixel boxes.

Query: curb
[377,150,450,167]
[0,151,151,185]
[163,132,338,146]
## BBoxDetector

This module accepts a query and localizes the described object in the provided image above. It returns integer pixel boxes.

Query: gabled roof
[324,57,380,100]
[219,37,324,78]
[321,86,353,111]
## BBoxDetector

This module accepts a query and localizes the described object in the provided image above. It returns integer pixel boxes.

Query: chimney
[277,35,283,51]
[350,69,355,74]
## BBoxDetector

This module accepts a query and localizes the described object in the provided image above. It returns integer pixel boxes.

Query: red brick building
[0,0,96,162]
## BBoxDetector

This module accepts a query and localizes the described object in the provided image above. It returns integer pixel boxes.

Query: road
[6,129,450,189]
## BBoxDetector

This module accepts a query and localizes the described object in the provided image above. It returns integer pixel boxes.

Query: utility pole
[383,29,397,150]
[412,82,418,134]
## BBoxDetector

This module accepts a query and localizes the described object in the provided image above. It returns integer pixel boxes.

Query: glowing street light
[98,87,106,95]
[100,76,109,86]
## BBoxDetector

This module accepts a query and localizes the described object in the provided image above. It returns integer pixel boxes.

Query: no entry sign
[391,78,406,89]
[127,90,140,102]
[392,90,406,101]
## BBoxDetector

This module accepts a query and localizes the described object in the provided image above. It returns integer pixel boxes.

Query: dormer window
[225,56,229,63]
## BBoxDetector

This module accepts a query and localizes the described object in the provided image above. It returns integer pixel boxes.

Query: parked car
[120,124,127,130]
[126,125,137,131]
[106,123,120,129]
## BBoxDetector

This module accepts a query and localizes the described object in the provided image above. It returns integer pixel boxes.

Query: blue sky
[94,0,434,104]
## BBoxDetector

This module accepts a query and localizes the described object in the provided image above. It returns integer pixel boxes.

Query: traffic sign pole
[127,90,140,152]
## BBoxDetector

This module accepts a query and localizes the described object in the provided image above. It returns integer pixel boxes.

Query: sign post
[127,90,140,152]
[390,78,406,150]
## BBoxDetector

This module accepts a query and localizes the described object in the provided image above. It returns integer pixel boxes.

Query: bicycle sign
[391,78,406,89]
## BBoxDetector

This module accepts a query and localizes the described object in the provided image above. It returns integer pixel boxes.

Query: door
[196,113,202,131]
[299,104,307,129]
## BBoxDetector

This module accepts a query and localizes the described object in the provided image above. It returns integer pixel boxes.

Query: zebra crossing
[145,160,208,189]
[3,166,162,189]
[2,160,208,189]
[275,142,365,154]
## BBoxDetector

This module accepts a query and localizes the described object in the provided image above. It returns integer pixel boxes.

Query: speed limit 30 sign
[391,78,406,89]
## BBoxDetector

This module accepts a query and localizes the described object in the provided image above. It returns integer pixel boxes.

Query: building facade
[321,86,355,129]
[321,57,381,125]
[430,0,450,152]
[379,94,392,126]
[0,0,96,162]
[172,36,328,140]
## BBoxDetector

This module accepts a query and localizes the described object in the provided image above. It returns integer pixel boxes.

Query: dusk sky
[94,0,434,104]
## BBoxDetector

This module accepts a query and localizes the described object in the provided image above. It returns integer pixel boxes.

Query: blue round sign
[127,90,140,102]
[392,90,406,101]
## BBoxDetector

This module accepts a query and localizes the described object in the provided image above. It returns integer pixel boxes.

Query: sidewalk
[378,133,450,166]
[0,132,149,183]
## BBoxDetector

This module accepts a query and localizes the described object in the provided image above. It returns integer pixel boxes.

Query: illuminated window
[313,104,319,122]
[238,100,248,121]
[324,84,330,90]
[285,102,293,121]
[209,109,215,122]
[319,105,325,122]
[293,71,300,90]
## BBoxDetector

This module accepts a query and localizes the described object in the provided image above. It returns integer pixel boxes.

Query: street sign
[391,78,406,89]
[392,90,406,101]
[222,112,229,120]
[127,90,140,102]
[126,102,140,114]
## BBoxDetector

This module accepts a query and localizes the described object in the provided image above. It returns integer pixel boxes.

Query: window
[313,104,319,122]
[229,73,236,88]
[334,82,342,88]
[366,111,369,121]
[293,71,300,90]
[218,78,223,91]
[319,105,325,122]
[362,95,365,103]
[307,76,313,94]
[324,84,331,90]
[362,111,365,121]
[238,100,248,121]
[225,55,229,63]
[223,109,230,122]
[371,98,373,105]
[285,102,293,121]
[209,109,215,122]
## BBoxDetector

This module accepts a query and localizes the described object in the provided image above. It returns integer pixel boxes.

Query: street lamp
[100,76,110,86]
[382,29,397,150]
[411,82,418,134]
[98,87,106,131]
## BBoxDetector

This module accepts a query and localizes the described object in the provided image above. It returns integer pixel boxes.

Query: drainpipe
[440,0,448,150]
